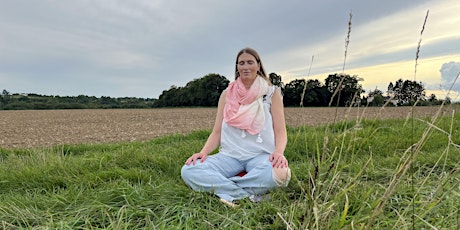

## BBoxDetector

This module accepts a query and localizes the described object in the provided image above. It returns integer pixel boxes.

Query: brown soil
[0,106,451,149]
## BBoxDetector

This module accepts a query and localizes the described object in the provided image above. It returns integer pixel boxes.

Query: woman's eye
[238,61,255,65]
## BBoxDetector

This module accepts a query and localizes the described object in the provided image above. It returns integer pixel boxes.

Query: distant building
[383,96,398,106]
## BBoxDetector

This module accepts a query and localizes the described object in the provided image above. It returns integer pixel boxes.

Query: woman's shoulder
[263,85,279,104]
[218,90,227,104]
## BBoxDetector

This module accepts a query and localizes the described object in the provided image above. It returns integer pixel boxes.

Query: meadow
[0,105,459,229]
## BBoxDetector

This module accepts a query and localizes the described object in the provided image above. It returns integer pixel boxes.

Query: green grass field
[0,106,459,229]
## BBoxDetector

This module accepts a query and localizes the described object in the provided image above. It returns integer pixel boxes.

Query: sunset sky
[1,0,459,100]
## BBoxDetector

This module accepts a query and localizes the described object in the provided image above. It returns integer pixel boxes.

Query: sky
[1,0,459,101]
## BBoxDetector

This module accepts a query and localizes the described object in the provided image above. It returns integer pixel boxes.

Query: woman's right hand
[185,152,208,165]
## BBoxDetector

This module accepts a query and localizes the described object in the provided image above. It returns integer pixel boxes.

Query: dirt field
[0,106,453,149]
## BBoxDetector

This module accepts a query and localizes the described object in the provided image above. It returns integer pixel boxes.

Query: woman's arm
[185,91,226,165]
[269,88,288,168]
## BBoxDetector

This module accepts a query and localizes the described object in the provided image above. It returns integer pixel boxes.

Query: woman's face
[237,53,259,81]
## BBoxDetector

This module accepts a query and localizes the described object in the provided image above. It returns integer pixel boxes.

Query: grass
[0,105,459,229]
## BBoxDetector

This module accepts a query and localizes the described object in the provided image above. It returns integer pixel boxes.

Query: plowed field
[0,106,452,148]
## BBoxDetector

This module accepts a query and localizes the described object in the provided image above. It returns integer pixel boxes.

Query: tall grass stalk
[414,10,429,82]
[365,10,431,229]
[411,12,429,223]
[300,55,315,107]
[329,10,353,108]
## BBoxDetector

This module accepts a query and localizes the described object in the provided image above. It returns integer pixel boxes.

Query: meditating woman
[181,47,291,207]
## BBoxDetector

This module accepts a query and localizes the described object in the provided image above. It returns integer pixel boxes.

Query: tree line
[1,72,451,110]
[155,72,449,107]
[0,90,156,110]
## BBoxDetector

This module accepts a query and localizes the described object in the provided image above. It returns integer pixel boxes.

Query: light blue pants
[181,153,278,202]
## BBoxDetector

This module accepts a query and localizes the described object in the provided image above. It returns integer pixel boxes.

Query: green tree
[185,73,229,106]
[100,96,117,108]
[389,79,426,105]
[1,89,10,108]
[300,79,330,107]
[155,73,229,107]
[387,82,394,97]
[283,79,306,107]
[1,89,9,96]
[269,73,284,88]
[325,73,363,107]
[367,89,384,106]
[205,73,229,106]
[157,86,182,107]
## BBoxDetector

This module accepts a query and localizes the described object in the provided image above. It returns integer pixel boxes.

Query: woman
[181,47,291,207]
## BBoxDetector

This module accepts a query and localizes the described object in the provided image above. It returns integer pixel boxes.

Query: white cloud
[440,61,460,92]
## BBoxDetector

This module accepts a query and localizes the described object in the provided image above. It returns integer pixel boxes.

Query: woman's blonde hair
[234,47,270,84]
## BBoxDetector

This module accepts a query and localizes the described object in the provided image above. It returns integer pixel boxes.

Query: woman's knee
[181,162,210,182]
[181,165,190,182]
[272,167,291,186]
[180,164,190,178]
[181,164,199,184]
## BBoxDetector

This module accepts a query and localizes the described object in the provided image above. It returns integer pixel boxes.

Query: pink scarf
[224,76,269,135]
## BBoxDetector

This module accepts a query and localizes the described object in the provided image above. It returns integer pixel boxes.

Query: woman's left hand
[269,152,288,168]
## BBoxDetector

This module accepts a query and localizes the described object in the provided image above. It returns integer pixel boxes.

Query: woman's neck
[241,76,257,90]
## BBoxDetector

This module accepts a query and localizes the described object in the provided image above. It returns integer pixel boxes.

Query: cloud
[440,61,460,91]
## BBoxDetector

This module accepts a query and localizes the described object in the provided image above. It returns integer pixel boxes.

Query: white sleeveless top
[220,86,278,160]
